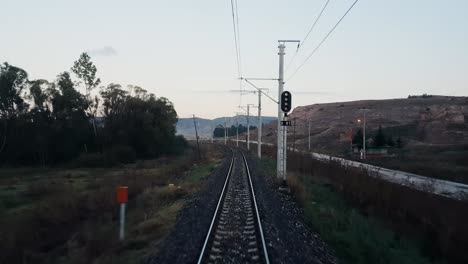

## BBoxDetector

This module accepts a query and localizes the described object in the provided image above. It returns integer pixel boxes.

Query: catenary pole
[277,42,286,181]
[363,111,366,159]
[358,108,370,159]
[247,105,250,150]
[308,119,311,151]
[277,40,299,185]
[236,114,239,147]
[258,91,262,158]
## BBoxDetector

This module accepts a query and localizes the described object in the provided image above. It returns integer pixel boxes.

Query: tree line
[0,53,186,166]
[352,125,403,149]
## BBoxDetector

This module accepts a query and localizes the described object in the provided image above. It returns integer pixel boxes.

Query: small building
[365,147,389,157]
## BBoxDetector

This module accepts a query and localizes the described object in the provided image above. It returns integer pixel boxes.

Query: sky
[1,0,467,119]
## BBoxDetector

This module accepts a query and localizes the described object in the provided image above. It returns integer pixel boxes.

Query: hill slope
[249,96,468,183]
[253,96,468,149]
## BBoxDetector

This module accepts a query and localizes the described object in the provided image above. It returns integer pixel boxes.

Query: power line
[234,0,244,110]
[235,0,242,77]
[287,0,360,81]
[285,0,331,72]
[230,0,241,78]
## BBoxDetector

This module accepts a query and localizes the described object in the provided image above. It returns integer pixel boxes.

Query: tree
[213,125,225,138]
[29,79,53,166]
[0,63,29,153]
[71,52,101,140]
[0,59,184,166]
[353,128,363,149]
[100,84,179,158]
[49,72,90,162]
[374,124,386,147]
[29,79,50,111]
[396,136,403,148]
[71,53,101,96]
[387,136,395,147]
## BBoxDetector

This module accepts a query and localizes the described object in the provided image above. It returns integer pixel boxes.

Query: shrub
[74,153,110,168]
[168,135,189,155]
[105,145,136,164]
[286,150,468,263]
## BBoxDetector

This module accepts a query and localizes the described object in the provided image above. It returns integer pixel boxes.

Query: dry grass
[257,144,468,263]
[284,149,468,263]
[0,144,224,264]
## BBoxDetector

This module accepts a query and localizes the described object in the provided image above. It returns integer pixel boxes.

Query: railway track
[197,147,270,264]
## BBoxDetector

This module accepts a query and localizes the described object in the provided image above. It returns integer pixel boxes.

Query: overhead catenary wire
[285,0,331,72]
[229,0,243,110]
[230,0,241,79]
[287,0,360,81]
[235,0,242,77]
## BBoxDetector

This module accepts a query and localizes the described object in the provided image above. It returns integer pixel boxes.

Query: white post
[308,119,311,151]
[277,43,286,181]
[258,91,262,158]
[247,105,250,150]
[119,203,126,240]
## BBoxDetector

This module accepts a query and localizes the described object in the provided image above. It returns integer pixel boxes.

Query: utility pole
[277,40,300,184]
[308,119,311,151]
[210,122,213,143]
[363,112,366,159]
[257,91,262,158]
[236,114,239,147]
[247,105,250,150]
[193,114,201,160]
[358,108,371,159]
[224,118,227,145]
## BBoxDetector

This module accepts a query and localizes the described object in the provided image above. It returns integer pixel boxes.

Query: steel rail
[197,148,235,264]
[239,148,270,264]
[197,146,270,263]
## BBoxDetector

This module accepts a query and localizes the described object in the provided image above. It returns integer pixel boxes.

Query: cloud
[87,46,117,57]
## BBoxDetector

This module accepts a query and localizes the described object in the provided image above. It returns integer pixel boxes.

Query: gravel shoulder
[246,153,337,264]
[147,146,232,264]
[148,146,337,263]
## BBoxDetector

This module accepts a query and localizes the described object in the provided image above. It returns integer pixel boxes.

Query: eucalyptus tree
[0,63,29,153]
[71,52,101,146]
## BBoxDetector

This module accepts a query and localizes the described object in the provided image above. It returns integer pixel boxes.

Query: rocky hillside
[249,96,468,153]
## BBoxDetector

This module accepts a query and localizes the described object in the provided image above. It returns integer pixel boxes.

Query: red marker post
[117,186,128,240]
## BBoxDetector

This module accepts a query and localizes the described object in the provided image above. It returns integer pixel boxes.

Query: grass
[186,161,220,185]
[363,144,468,184]
[300,177,430,264]
[259,157,437,264]
[0,144,223,264]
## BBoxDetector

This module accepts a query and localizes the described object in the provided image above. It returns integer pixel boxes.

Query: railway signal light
[280,91,292,113]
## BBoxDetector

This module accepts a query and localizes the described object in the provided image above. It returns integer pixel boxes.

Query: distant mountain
[177,115,277,139]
